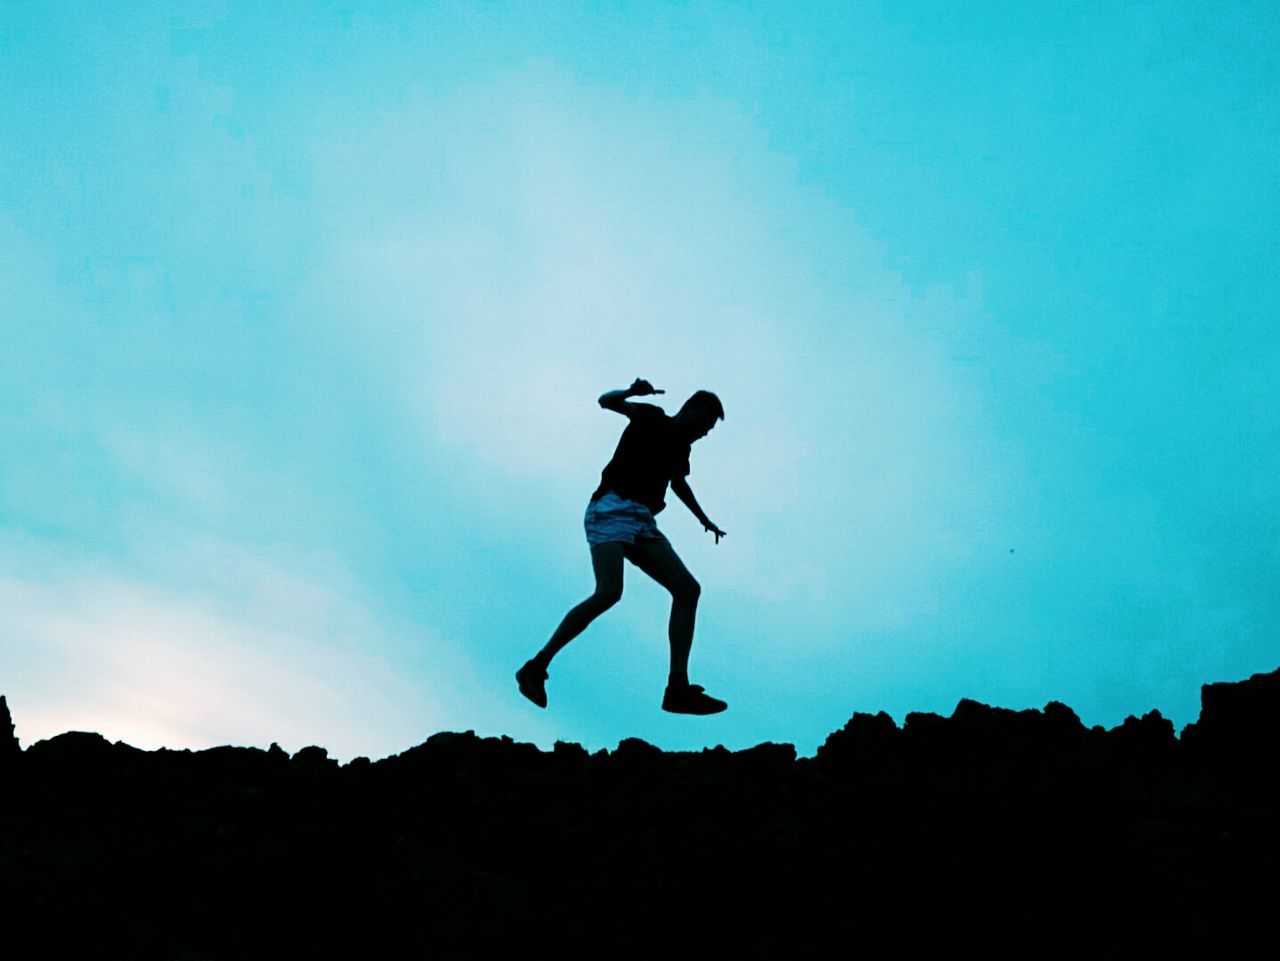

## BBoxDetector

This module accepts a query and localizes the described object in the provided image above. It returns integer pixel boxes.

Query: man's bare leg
[625,535,725,713]
[518,542,626,707]
[536,541,626,666]
[623,536,701,686]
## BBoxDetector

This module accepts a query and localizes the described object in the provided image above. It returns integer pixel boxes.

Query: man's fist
[628,378,664,396]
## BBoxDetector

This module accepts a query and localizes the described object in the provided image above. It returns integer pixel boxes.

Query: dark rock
[0,695,19,758]
[552,740,589,761]
[25,730,140,764]
[1043,699,1085,732]
[1110,709,1177,757]
[1182,665,1280,762]
[813,710,899,769]
[736,740,797,766]
[2,669,1279,955]
[611,736,664,762]
[291,745,339,770]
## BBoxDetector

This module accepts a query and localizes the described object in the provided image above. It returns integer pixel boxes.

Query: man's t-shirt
[590,403,691,516]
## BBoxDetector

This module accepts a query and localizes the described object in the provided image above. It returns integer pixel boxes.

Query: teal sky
[2,2,1277,760]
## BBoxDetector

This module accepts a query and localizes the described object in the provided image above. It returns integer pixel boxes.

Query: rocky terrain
[2,668,1277,958]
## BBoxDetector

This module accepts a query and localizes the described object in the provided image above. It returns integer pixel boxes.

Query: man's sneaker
[662,682,727,715]
[516,660,548,708]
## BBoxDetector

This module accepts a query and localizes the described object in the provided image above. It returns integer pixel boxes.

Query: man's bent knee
[592,587,623,608]
[673,578,700,602]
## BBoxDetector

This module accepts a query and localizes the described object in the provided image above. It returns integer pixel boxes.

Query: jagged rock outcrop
[0,668,1276,958]
[0,695,19,759]
[1181,666,1280,767]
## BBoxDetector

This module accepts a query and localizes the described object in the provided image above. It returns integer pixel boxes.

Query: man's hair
[680,390,725,422]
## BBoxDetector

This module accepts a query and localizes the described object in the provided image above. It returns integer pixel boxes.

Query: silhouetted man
[517,378,728,714]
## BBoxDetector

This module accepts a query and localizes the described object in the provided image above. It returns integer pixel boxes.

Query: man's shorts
[584,492,670,548]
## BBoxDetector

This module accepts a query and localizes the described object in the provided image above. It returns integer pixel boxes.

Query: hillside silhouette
[2,668,1278,958]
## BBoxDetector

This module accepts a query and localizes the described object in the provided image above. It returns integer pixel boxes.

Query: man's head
[676,390,724,441]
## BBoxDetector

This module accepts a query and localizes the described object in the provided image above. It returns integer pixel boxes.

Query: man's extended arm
[599,377,664,415]
[671,477,726,544]
[597,388,634,413]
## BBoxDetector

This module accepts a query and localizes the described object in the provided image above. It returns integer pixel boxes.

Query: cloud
[295,66,1022,630]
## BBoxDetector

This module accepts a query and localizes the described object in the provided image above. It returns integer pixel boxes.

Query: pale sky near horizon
[2,2,1277,760]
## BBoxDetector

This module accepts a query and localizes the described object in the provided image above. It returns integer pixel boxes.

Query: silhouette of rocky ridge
[2,668,1278,958]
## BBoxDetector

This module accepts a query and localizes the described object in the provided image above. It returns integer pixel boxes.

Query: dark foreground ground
[2,668,1278,959]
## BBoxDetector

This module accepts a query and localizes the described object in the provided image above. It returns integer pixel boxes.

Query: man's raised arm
[599,377,664,415]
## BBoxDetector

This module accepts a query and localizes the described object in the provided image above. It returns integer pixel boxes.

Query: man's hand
[672,479,722,543]
[628,377,664,396]
[600,378,663,413]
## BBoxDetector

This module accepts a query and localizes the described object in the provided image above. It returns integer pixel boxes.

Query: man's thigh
[624,535,698,595]
[589,541,627,595]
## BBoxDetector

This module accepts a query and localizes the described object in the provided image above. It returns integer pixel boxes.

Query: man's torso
[590,404,691,515]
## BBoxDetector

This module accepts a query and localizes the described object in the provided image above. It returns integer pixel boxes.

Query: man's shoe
[516,661,548,708]
[662,682,727,715]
